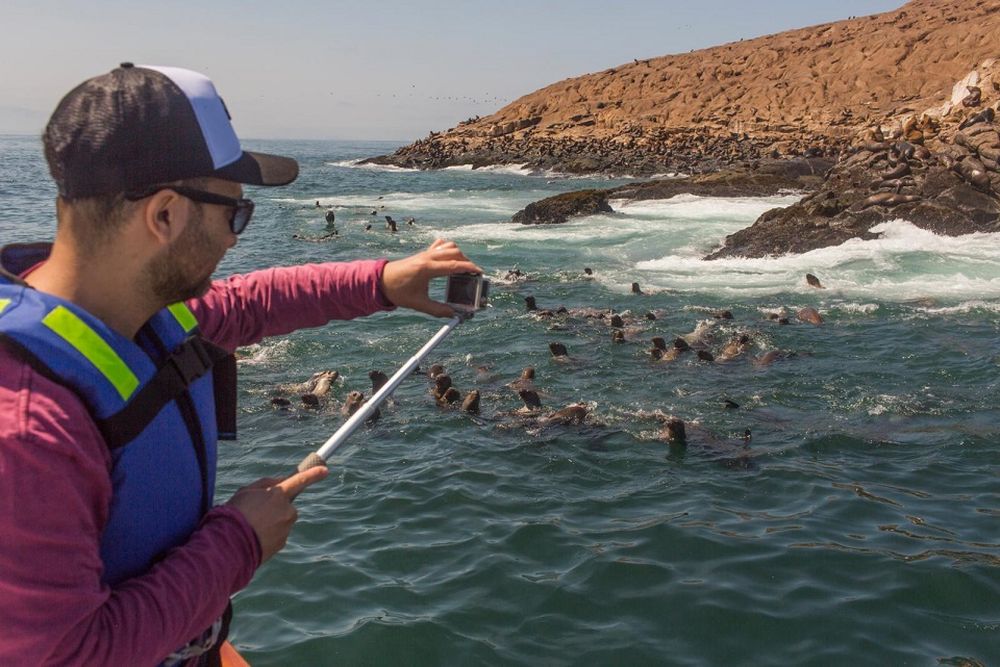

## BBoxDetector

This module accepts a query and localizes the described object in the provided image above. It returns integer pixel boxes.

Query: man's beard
[146,206,218,304]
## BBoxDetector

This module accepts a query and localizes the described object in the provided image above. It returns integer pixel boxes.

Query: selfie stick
[297,311,471,472]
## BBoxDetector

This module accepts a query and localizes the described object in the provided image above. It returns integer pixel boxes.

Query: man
[0,64,481,665]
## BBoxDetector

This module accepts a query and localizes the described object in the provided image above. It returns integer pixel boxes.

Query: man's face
[146,179,241,303]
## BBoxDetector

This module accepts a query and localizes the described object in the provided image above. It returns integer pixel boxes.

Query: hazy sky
[1,0,903,141]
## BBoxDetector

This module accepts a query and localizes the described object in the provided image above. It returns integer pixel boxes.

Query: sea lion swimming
[657,337,691,362]
[300,370,339,407]
[507,366,536,391]
[718,334,751,362]
[609,314,624,328]
[697,350,715,362]
[796,307,823,326]
[438,387,461,405]
[462,389,481,414]
[548,342,569,358]
[522,297,556,318]
[753,350,786,367]
[612,330,625,344]
[538,404,589,426]
[518,389,543,410]
[342,391,365,416]
[432,374,452,399]
[631,282,644,295]
[805,273,824,289]
[682,320,715,348]
[657,417,756,469]
[427,364,446,379]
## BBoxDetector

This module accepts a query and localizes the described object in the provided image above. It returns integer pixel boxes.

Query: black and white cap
[44,63,299,198]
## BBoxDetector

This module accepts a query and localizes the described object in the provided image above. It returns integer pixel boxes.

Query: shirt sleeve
[0,362,261,666]
[189,259,396,352]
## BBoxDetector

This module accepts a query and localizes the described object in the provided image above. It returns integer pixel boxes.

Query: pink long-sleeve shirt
[0,259,393,665]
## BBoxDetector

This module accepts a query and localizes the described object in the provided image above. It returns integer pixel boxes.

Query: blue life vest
[0,243,237,587]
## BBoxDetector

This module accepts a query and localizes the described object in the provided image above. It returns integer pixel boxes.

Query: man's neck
[25,241,156,340]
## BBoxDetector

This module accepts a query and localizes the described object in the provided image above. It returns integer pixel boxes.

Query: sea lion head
[549,342,568,357]
[651,336,667,351]
[662,418,687,444]
[433,374,452,396]
[342,391,365,416]
[524,296,537,311]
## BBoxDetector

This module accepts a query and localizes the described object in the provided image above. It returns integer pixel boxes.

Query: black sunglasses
[125,185,255,234]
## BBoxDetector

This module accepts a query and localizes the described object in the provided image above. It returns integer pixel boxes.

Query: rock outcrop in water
[511,190,613,225]
[364,0,1000,177]
[707,63,1000,258]
[508,162,832,224]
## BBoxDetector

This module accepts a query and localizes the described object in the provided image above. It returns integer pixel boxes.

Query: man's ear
[143,190,188,245]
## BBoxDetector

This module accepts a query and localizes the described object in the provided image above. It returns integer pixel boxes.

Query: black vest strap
[97,336,232,450]
[212,353,238,441]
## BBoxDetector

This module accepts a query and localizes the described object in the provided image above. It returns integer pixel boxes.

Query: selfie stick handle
[297,313,468,472]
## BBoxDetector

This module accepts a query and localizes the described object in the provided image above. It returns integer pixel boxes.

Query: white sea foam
[443,163,539,177]
[634,219,1000,301]
[326,160,420,172]
[611,193,802,220]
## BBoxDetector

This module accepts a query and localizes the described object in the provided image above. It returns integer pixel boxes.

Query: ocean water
[2,136,998,666]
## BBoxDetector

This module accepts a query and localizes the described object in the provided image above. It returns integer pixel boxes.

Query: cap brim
[213,150,299,186]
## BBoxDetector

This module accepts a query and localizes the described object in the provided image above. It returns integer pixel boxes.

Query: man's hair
[59,178,213,254]
[59,193,133,255]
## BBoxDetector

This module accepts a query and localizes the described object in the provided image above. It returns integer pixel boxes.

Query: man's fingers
[429,259,482,277]
[246,477,283,489]
[277,464,330,500]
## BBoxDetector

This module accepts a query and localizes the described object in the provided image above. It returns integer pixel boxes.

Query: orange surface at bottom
[220,641,251,667]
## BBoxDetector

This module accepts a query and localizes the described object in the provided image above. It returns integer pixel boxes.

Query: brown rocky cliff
[367,0,1000,174]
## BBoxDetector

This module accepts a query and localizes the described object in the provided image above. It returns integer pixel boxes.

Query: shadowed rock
[510,190,613,225]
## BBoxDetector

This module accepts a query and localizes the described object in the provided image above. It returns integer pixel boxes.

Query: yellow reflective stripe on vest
[167,302,198,333]
[0,298,10,315]
[42,306,139,401]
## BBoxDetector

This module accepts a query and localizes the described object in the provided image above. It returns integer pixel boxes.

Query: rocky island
[364,0,1000,257]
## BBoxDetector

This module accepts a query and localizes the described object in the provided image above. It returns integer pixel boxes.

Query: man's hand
[225,465,329,562]
[380,238,483,317]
